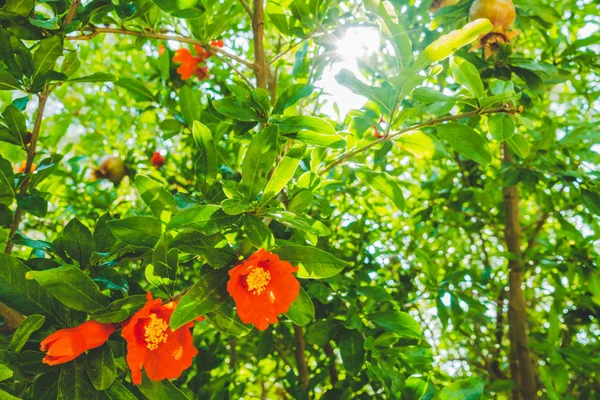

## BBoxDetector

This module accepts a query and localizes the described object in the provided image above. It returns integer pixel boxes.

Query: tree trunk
[252,0,267,90]
[502,144,537,399]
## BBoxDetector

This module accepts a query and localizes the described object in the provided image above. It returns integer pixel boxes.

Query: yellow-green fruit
[98,156,127,184]
[469,0,516,33]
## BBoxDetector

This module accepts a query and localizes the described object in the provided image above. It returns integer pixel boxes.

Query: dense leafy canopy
[0,0,599,399]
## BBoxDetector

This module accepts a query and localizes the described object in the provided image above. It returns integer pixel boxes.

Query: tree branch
[63,0,81,26]
[238,0,253,18]
[268,31,319,65]
[318,106,522,176]
[5,92,50,255]
[525,212,550,255]
[251,0,267,89]
[293,325,309,391]
[324,342,338,386]
[66,27,254,69]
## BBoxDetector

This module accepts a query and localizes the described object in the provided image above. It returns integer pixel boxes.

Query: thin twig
[212,52,254,87]
[5,92,50,254]
[525,212,550,255]
[63,0,81,26]
[318,106,522,175]
[268,31,319,65]
[66,27,254,69]
[238,0,253,18]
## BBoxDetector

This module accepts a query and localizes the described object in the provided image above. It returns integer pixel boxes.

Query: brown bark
[502,143,537,400]
[324,342,338,386]
[293,325,309,391]
[252,0,267,90]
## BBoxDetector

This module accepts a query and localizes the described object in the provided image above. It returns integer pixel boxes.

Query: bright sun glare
[317,27,381,119]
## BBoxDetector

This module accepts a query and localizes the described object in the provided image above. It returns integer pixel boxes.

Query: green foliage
[0,0,598,398]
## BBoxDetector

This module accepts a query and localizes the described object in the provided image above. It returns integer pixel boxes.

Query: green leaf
[4,0,34,16]
[90,294,146,323]
[32,35,63,81]
[62,218,95,266]
[108,216,162,247]
[180,86,201,126]
[8,314,45,352]
[356,169,405,211]
[261,144,305,205]
[207,300,252,336]
[170,268,229,330]
[0,70,22,91]
[0,156,15,205]
[0,389,19,399]
[135,175,175,219]
[488,113,515,141]
[94,213,116,253]
[265,211,330,236]
[437,123,491,166]
[273,246,351,279]
[252,87,271,115]
[68,72,115,83]
[285,287,314,326]
[273,84,316,114]
[241,125,279,201]
[276,117,335,137]
[138,372,190,399]
[413,19,493,71]
[396,129,450,159]
[60,51,80,77]
[2,104,26,146]
[212,98,263,122]
[16,193,47,217]
[148,0,204,19]
[450,56,484,99]
[0,254,68,326]
[153,233,178,280]
[335,69,398,116]
[412,87,453,104]
[85,344,116,391]
[369,311,422,339]
[58,359,98,400]
[116,78,155,102]
[582,190,600,216]
[339,330,364,375]
[221,198,253,215]
[26,266,110,313]
[243,215,274,250]
[171,231,235,268]
[437,377,484,400]
[0,364,13,381]
[167,204,220,230]
[507,133,530,158]
[401,376,435,400]
[192,121,218,196]
[104,380,138,400]
[388,68,425,101]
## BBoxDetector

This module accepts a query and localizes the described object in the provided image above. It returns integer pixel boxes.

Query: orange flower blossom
[227,249,300,331]
[121,292,204,385]
[151,151,165,168]
[40,320,115,366]
[172,40,224,80]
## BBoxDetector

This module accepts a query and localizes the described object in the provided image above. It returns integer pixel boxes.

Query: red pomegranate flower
[227,249,300,331]
[40,320,115,366]
[173,48,200,80]
[158,44,166,55]
[121,292,202,384]
[151,151,165,169]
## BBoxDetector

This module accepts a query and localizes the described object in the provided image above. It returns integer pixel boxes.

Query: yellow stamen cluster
[145,313,169,351]
[246,267,271,295]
